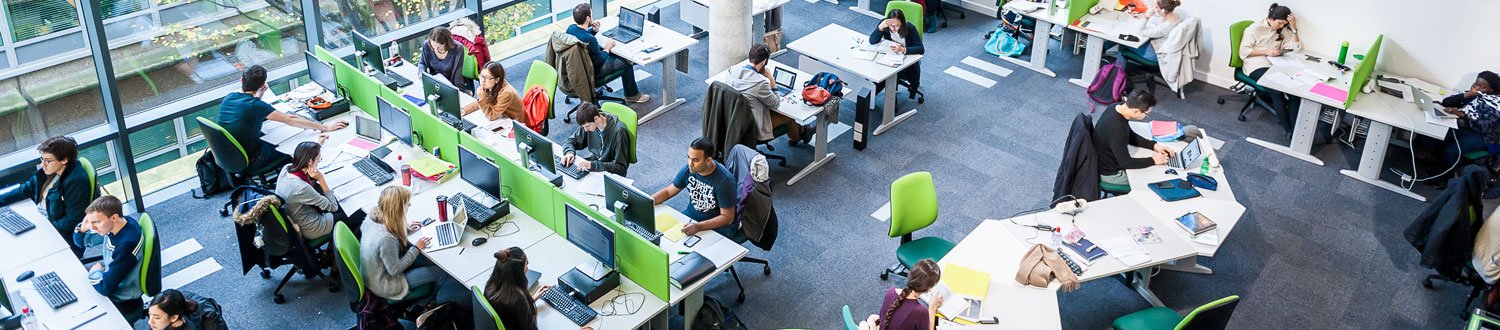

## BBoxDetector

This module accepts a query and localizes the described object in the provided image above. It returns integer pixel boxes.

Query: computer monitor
[604,173,654,235]
[565,204,616,271]
[458,146,502,201]
[619,7,645,34]
[305,51,338,96]
[514,123,555,173]
[422,72,461,117]
[378,98,413,146]
[353,31,385,73]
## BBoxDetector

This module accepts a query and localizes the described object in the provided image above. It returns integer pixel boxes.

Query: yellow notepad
[655,212,687,242]
[942,263,991,299]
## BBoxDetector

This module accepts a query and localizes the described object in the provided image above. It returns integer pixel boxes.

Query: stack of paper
[655,212,687,242]
[1098,236,1150,266]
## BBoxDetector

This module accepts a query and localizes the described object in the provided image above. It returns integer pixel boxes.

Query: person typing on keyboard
[652,138,740,239]
[0,136,92,257]
[359,186,443,302]
[71,196,145,313]
[484,247,594,330]
[561,103,632,176]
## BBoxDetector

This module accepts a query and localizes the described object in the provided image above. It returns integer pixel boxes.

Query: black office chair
[231,187,338,304]
[727,215,776,303]
[562,55,628,123]
[196,117,279,188]
[723,144,780,303]
[1414,165,1493,319]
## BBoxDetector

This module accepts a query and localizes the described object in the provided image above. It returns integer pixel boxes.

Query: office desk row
[1,202,132,330]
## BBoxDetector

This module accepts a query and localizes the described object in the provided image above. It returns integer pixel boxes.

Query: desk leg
[640,51,688,124]
[1340,121,1427,201]
[850,0,883,18]
[788,107,837,186]
[1068,35,1105,88]
[873,77,916,136]
[651,310,669,330]
[999,20,1057,77]
[1244,98,1326,166]
[1130,268,1166,307]
[1158,256,1213,275]
[682,287,705,330]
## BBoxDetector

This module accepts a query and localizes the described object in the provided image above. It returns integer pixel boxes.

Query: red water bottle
[436,195,449,222]
[401,164,412,186]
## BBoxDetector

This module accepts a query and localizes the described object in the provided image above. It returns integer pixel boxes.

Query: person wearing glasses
[1094,90,1175,189]
[0,136,92,257]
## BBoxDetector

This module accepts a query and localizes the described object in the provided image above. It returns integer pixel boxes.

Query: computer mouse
[1164,169,1178,175]
[471,237,487,246]
[16,271,33,282]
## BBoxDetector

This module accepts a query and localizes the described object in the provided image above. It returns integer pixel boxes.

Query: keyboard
[603,28,640,44]
[385,71,414,87]
[33,272,77,309]
[352,157,394,185]
[451,194,496,223]
[0,208,34,235]
[554,156,588,179]
[434,222,458,247]
[437,112,478,133]
[541,287,597,326]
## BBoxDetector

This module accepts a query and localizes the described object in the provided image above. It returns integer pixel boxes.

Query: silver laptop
[772,67,796,97]
[1414,86,1457,119]
[603,8,645,44]
[1168,138,1203,169]
[422,209,469,252]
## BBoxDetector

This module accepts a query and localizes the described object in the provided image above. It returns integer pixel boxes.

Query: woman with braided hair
[877,259,942,330]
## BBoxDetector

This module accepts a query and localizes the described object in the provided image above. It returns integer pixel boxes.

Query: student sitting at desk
[877,259,942,330]
[462,61,528,123]
[72,196,144,312]
[1114,0,1187,68]
[729,43,810,145]
[483,247,593,330]
[360,186,441,301]
[0,136,91,257]
[1238,3,1301,133]
[218,65,347,173]
[147,289,228,330]
[421,27,471,91]
[1094,90,1174,188]
[275,141,364,240]
[868,9,924,97]
[1438,71,1500,196]
[567,3,650,104]
[561,103,631,176]
[652,138,740,238]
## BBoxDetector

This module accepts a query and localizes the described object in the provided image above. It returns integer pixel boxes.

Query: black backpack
[357,292,402,330]
[415,302,472,330]
[692,296,747,330]
[189,293,230,330]
[193,151,234,199]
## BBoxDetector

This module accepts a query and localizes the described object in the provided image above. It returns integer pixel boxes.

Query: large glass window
[7,0,80,42]
[317,0,467,50]
[0,55,106,156]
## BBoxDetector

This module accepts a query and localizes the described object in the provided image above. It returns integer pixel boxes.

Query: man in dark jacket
[1054,113,1100,201]
[702,82,756,156]
[565,3,649,103]
[0,136,93,257]
[562,103,632,176]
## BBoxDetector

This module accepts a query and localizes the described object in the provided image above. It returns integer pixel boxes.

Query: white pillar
[708,0,753,75]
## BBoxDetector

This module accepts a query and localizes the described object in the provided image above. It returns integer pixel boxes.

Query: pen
[677,250,691,255]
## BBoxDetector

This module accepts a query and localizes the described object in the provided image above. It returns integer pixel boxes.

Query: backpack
[193,151,234,199]
[521,85,551,135]
[189,293,230,330]
[1087,58,1129,113]
[692,296,748,330]
[415,301,472,330]
[357,292,403,330]
[802,72,844,106]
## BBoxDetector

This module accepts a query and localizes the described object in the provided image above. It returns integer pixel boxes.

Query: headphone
[306,96,332,110]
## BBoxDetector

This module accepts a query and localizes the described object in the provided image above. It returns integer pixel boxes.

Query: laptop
[1414,86,1457,119]
[356,116,382,142]
[422,207,470,252]
[1168,138,1204,169]
[772,67,796,97]
[603,8,645,44]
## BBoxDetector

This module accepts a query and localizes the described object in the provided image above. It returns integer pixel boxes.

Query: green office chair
[120,213,162,323]
[880,172,956,280]
[842,305,860,330]
[1471,309,1500,330]
[470,286,507,330]
[196,117,278,188]
[1112,295,1241,330]
[77,157,97,201]
[524,60,560,132]
[1100,178,1131,196]
[884,1,927,104]
[462,53,479,81]
[1215,20,1278,122]
[330,222,433,313]
[599,102,639,164]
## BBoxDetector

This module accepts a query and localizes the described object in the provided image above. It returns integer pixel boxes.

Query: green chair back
[885,1,925,37]
[196,117,251,173]
[889,172,938,238]
[1470,309,1500,330]
[1227,20,1254,69]
[470,286,507,330]
[333,222,365,303]
[524,60,559,119]
[463,53,479,80]
[1176,295,1240,330]
[77,157,97,201]
[842,305,859,330]
[137,213,162,296]
[599,102,638,164]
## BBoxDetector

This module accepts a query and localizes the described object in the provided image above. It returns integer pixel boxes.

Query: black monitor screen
[514,123,555,173]
[353,31,384,73]
[305,51,337,95]
[458,146,502,200]
[422,72,461,117]
[605,173,654,235]
[566,204,615,269]
[378,98,412,146]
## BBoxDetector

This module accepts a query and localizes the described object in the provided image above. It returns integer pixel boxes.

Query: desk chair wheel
[274,294,286,304]
[1217,97,1226,105]
[763,264,771,275]
[737,292,746,303]
[260,267,271,279]
[1238,114,1247,121]
[879,272,889,280]
[1424,278,1435,288]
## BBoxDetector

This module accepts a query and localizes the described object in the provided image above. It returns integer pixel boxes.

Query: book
[1062,237,1108,262]
[1150,120,1183,141]
[669,252,716,289]
[1175,212,1218,237]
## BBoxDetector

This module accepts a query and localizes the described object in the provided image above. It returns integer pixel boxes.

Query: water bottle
[1200,157,1211,175]
[14,290,36,329]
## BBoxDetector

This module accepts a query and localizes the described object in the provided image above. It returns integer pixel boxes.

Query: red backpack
[521,85,550,134]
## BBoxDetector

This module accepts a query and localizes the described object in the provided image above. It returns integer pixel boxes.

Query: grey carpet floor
[137,1,1472,329]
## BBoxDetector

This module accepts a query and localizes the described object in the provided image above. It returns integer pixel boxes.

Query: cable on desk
[598,289,644,317]
[485,221,520,237]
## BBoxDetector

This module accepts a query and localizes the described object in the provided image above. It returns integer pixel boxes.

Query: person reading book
[878,259,942,330]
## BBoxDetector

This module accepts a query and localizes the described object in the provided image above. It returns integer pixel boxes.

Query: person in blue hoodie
[73,195,143,312]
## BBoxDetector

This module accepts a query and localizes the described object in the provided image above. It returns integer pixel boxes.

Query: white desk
[3,249,131,330]
[680,0,789,52]
[705,60,853,186]
[1066,10,1147,88]
[1244,51,1351,166]
[0,202,70,271]
[937,220,1062,329]
[787,24,924,136]
[598,17,699,124]
[998,2,1071,78]
[1340,90,1451,201]
[1124,124,1246,269]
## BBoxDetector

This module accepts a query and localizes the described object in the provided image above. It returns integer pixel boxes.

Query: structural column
[708,0,752,75]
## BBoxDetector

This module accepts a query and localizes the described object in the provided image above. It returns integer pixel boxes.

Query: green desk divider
[556,190,670,301]
[1069,0,1100,25]
[315,46,379,117]
[385,88,459,164]
[459,133,562,232]
[1345,34,1383,109]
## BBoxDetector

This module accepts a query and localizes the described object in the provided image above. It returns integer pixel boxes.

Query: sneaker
[626,94,652,103]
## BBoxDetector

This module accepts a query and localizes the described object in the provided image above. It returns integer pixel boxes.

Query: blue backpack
[805,72,844,96]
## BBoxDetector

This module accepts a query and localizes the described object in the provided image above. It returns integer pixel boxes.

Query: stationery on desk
[1267,55,1305,68]
[655,212,688,242]
[926,263,992,325]
[669,251,717,288]
[1097,236,1150,266]
[853,40,905,67]
[1310,82,1349,101]
[690,235,743,268]
[1150,120,1183,141]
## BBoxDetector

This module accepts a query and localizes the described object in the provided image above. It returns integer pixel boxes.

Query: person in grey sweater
[726,43,808,143]
[360,186,439,301]
[275,141,348,240]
